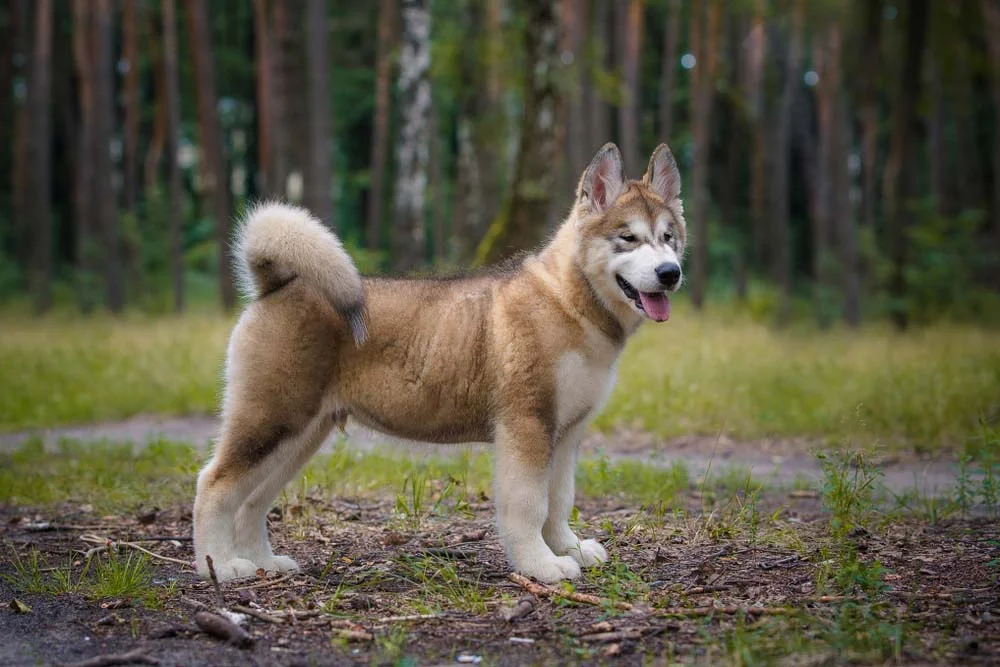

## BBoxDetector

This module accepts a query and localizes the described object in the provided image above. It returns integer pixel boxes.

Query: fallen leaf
[10,599,31,614]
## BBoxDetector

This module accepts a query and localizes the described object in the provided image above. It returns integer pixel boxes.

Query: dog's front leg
[494,420,582,583]
[543,423,608,567]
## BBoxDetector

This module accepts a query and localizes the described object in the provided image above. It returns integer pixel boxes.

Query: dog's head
[573,142,686,324]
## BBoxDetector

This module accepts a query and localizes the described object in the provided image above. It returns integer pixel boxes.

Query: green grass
[2,303,997,449]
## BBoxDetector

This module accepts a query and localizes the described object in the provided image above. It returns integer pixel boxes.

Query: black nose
[655,262,681,288]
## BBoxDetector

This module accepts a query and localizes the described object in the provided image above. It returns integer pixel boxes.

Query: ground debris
[54,648,159,667]
[193,611,253,649]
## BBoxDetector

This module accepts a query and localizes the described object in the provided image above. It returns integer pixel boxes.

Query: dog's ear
[643,144,681,201]
[577,143,626,214]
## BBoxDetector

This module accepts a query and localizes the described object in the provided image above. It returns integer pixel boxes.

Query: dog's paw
[572,539,608,567]
[520,555,582,583]
[205,557,261,582]
[257,554,300,573]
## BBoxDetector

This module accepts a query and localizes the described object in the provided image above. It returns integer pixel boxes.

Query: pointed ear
[577,143,626,214]
[643,144,681,201]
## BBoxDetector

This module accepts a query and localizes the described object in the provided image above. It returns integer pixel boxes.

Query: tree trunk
[689,0,720,310]
[0,7,12,200]
[185,0,235,309]
[883,0,929,330]
[476,0,560,265]
[12,0,31,274]
[270,0,293,199]
[588,0,612,143]
[563,0,588,176]
[812,28,833,325]
[770,0,803,324]
[304,0,333,229]
[392,0,432,272]
[253,0,288,198]
[367,0,395,251]
[928,58,947,214]
[93,0,123,313]
[29,0,53,314]
[122,0,141,214]
[744,0,768,269]
[615,0,644,175]
[859,0,881,230]
[72,0,98,312]
[429,104,446,264]
[986,0,1000,246]
[162,0,184,312]
[658,0,680,141]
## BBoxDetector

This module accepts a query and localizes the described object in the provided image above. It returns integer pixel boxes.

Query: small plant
[817,449,883,544]
[3,548,54,594]
[955,453,975,517]
[89,550,153,600]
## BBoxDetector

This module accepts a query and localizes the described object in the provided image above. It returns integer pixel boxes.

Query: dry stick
[509,573,634,611]
[657,605,789,617]
[230,604,284,624]
[375,613,444,623]
[194,611,253,649]
[79,534,191,567]
[204,555,226,608]
[55,648,160,667]
[232,573,296,591]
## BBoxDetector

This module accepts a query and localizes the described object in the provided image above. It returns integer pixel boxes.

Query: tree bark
[304,0,333,229]
[744,0,768,268]
[144,6,166,195]
[185,0,235,309]
[367,0,396,251]
[563,0,588,176]
[28,0,53,313]
[689,0,720,310]
[122,0,141,214]
[253,0,288,198]
[476,0,560,265]
[270,0,293,199]
[812,27,833,323]
[770,0,803,324]
[162,0,184,312]
[986,0,1000,246]
[883,0,929,330]
[93,0,123,313]
[72,0,98,312]
[0,7,12,199]
[12,0,31,274]
[859,0,881,230]
[392,0,433,272]
[615,0,644,175]
[658,0,680,141]
[588,0,612,143]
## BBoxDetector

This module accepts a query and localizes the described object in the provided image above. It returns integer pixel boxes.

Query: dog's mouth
[616,275,671,322]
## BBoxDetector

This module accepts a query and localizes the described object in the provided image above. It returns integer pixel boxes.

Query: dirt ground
[2,488,998,666]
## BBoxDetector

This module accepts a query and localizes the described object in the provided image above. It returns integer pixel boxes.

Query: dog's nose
[655,262,681,288]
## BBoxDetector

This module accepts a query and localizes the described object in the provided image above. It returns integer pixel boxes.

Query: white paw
[201,557,260,582]
[257,554,300,573]
[520,555,582,583]
[571,539,608,567]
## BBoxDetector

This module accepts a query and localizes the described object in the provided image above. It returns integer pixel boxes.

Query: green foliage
[816,449,883,542]
[576,452,689,505]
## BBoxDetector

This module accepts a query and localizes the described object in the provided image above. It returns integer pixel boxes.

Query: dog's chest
[554,350,619,432]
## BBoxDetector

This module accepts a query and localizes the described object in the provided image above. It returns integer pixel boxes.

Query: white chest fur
[554,350,619,435]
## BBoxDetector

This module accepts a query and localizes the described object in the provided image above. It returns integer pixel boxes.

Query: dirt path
[0,414,966,494]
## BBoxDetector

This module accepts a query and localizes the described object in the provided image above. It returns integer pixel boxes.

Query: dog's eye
[663,232,673,244]
[618,232,637,243]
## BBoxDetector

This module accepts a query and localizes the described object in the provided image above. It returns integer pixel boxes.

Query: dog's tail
[234,201,367,344]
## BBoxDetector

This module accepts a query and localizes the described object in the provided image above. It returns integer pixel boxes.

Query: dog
[193,142,685,583]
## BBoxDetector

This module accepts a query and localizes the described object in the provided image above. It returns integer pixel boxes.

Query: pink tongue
[638,292,671,321]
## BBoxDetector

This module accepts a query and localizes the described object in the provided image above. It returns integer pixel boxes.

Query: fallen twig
[204,555,226,608]
[758,555,800,570]
[230,604,283,624]
[375,613,444,623]
[55,648,159,667]
[79,534,191,567]
[194,611,253,649]
[232,573,296,591]
[657,605,789,617]
[683,585,733,595]
[509,573,634,611]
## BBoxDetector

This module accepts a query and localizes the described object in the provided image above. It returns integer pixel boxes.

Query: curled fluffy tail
[234,202,367,343]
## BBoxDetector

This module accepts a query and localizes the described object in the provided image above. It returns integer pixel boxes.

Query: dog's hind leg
[231,412,333,573]
[494,420,582,583]
[542,424,608,567]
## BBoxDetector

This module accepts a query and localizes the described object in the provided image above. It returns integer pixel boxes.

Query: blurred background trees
[0,0,998,326]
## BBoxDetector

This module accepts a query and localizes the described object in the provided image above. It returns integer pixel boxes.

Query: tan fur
[193,143,686,583]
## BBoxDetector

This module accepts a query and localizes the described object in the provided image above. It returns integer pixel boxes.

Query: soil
[2,490,998,666]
